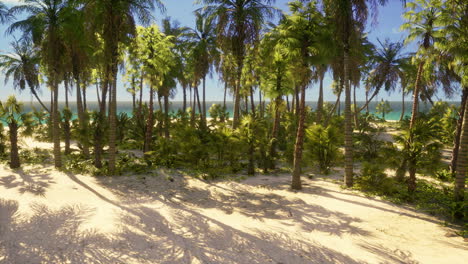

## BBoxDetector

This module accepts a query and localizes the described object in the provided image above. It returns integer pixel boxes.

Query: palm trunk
[316,72,324,124]
[295,85,300,115]
[9,121,20,169]
[286,95,290,112]
[164,94,170,139]
[270,95,282,170]
[344,52,353,187]
[30,87,50,113]
[202,76,206,121]
[353,84,358,126]
[233,77,241,128]
[250,88,256,117]
[292,84,306,190]
[408,160,417,193]
[76,76,89,157]
[410,62,425,129]
[108,64,118,174]
[191,85,196,126]
[64,80,71,155]
[454,91,468,202]
[65,79,69,108]
[399,90,405,121]
[183,84,187,113]
[144,85,154,152]
[52,81,62,168]
[139,76,143,117]
[96,83,101,107]
[450,88,468,174]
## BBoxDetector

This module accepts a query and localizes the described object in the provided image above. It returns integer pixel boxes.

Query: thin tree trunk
[191,85,196,126]
[183,84,187,113]
[202,76,206,121]
[399,90,405,121]
[76,76,89,157]
[295,85,300,115]
[286,95,290,112]
[344,52,353,187]
[82,86,87,111]
[139,76,143,117]
[454,89,468,203]
[353,83,358,126]
[64,80,71,155]
[222,82,227,122]
[316,72,324,124]
[270,95,282,170]
[259,89,264,118]
[292,84,306,190]
[365,90,369,114]
[53,80,62,168]
[144,85,154,152]
[9,121,20,169]
[30,87,50,113]
[450,89,468,174]
[96,83,101,108]
[250,88,256,117]
[164,94,170,139]
[108,64,118,174]
[410,62,425,129]
[65,79,69,108]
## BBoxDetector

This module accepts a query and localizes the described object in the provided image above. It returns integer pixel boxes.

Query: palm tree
[9,0,71,168]
[85,0,164,174]
[0,39,50,113]
[198,0,276,128]
[401,0,442,129]
[360,39,409,112]
[186,11,217,123]
[0,96,33,169]
[276,1,331,190]
[322,0,401,187]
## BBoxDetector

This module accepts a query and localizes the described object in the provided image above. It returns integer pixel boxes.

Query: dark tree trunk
[316,72,324,124]
[408,161,417,193]
[144,86,154,152]
[286,95,290,112]
[295,85,300,115]
[108,64,118,174]
[410,62,425,129]
[183,84,187,113]
[292,84,306,190]
[164,94,170,139]
[454,91,468,202]
[52,81,62,168]
[250,87,256,117]
[30,87,50,113]
[344,52,353,187]
[76,76,89,157]
[202,76,206,121]
[450,88,468,174]
[9,121,20,169]
[399,90,405,121]
[269,95,282,170]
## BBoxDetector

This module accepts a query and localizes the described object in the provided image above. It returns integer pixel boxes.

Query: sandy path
[0,142,467,263]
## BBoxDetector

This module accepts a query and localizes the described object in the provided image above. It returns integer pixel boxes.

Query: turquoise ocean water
[21,101,458,121]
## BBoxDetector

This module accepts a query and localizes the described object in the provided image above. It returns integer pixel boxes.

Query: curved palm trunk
[454,92,468,202]
[450,88,468,174]
[344,53,353,187]
[30,87,50,113]
[144,86,154,152]
[9,121,20,169]
[410,62,424,129]
[292,84,306,190]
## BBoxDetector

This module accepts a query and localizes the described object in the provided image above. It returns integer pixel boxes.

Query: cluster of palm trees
[0,0,466,202]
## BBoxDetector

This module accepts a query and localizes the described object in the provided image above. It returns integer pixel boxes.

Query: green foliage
[375,100,393,120]
[305,124,340,174]
[20,148,51,165]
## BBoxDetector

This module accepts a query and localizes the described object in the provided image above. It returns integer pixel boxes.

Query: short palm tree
[0,39,49,113]
[197,0,276,128]
[0,96,34,169]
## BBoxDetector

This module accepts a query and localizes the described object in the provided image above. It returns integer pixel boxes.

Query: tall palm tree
[0,39,49,113]
[85,0,164,174]
[187,11,217,123]
[276,1,331,190]
[9,0,71,168]
[198,0,276,128]
[322,0,400,187]
[401,0,442,129]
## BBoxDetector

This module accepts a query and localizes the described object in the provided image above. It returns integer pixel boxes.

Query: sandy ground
[0,139,467,264]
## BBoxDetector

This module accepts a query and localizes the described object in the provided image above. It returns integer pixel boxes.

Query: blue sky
[0,0,456,103]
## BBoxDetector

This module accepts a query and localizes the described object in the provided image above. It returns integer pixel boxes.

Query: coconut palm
[0,96,34,169]
[197,0,276,128]
[186,11,218,123]
[85,0,164,174]
[0,39,49,113]
[322,0,402,187]
[8,0,72,168]
[401,0,442,129]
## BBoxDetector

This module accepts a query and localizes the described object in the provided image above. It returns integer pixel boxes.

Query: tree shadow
[0,167,54,196]
[358,242,420,264]
[0,199,121,264]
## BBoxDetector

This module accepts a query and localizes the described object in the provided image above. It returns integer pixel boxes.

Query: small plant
[305,124,340,174]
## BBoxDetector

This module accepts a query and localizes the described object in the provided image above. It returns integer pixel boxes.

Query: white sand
[0,139,467,264]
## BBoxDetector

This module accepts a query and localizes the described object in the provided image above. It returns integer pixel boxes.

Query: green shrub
[305,124,340,174]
